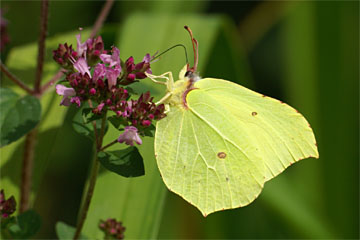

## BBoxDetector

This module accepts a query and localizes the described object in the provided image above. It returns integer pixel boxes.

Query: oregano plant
[51,30,166,239]
[0,0,321,239]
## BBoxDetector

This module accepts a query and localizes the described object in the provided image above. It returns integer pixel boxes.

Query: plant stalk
[19,0,49,213]
[99,139,118,152]
[0,62,34,95]
[34,0,49,94]
[90,0,114,38]
[73,113,107,240]
[73,145,100,240]
[20,128,38,213]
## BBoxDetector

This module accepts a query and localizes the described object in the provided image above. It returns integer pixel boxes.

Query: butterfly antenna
[151,44,189,65]
[184,25,199,72]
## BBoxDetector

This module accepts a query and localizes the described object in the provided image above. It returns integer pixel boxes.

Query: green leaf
[82,108,104,123]
[107,115,127,130]
[124,86,138,95]
[2,210,41,239]
[0,92,41,147]
[0,88,19,126]
[56,221,88,240]
[72,105,108,141]
[142,124,155,137]
[98,147,144,178]
[1,216,17,239]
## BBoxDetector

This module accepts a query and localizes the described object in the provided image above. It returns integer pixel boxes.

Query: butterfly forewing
[194,78,319,181]
[155,87,265,216]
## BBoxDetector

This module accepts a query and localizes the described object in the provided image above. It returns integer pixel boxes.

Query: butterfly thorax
[166,68,200,109]
[167,79,190,109]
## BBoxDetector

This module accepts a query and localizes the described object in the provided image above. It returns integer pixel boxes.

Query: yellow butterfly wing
[190,78,319,181]
[155,89,265,216]
[154,70,318,216]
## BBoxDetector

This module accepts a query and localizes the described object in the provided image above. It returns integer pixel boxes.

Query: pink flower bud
[127,73,135,82]
[142,120,151,127]
[97,79,105,88]
[89,88,96,95]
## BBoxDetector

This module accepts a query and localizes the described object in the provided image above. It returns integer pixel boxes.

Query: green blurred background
[0,0,358,239]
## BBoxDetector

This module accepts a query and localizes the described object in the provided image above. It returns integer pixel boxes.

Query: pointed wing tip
[199,206,227,218]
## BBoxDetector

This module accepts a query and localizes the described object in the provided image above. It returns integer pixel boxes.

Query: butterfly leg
[164,104,170,114]
[145,72,167,85]
[156,92,172,105]
[145,71,174,92]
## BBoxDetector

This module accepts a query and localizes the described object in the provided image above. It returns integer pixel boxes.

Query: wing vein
[189,104,252,161]
[169,110,185,189]
[201,125,226,210]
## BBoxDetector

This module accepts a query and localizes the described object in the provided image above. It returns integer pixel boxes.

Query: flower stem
[0,62,34,95]
[99,139,118,152]
[73,145,100,240]
[40,70,64,94]
[90,0,114,39]
[34,0,49,94]
[98,112,107,150]
[19,0,49,213]
[73,112,107,240]
[20,128,38,213]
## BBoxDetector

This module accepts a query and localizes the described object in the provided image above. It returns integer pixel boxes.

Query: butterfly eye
[185,71,193,78]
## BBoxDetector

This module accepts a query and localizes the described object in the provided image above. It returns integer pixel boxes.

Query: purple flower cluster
[53,32,156,108]
[99,218,126,240]
[0,189,16,219]
[109,91,165,126]
[53,32,166,146]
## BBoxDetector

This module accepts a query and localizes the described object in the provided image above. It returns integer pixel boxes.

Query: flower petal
[117,126,142,146]
[56,84,75,96]
[74,58,91,77]
[76,33,87,57]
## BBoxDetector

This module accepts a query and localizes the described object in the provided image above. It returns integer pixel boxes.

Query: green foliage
[142,124,155,137]
[0,89,41,147]
[98,147,144,178]
[72,105,108,141]
[1,210,41,239]
[108,115,127,130]
[0,88,18,125]
[55,222,88,240]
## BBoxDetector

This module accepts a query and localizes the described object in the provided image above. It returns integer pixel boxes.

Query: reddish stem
[19,0,49,213]
[20,129,38,213]
[40,70,64,94]
[90,0,114,38]
[99,139,118,152]
[34,0,49,94]
[0,62,34,95]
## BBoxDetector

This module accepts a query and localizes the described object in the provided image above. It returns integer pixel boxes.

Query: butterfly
[145,26,319,216]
